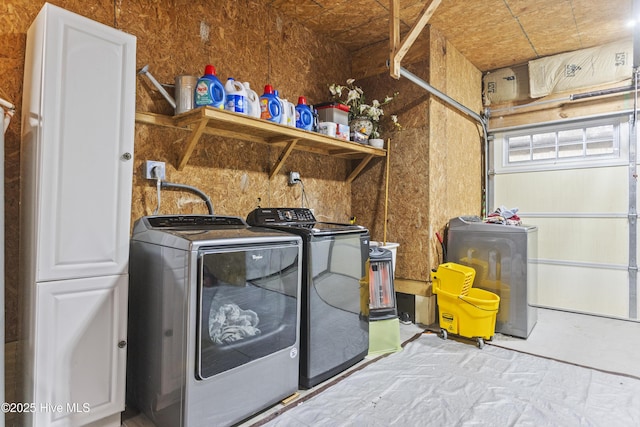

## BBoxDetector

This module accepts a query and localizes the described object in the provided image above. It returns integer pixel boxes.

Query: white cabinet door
[24,3,136,282]
[33,275,128,427]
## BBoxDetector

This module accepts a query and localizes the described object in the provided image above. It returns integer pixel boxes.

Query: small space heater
[368,247,402,356]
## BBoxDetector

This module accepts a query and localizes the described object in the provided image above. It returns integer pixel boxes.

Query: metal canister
[174,75,198,114]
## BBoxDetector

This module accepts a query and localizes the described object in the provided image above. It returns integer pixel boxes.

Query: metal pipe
[0,94,7,427]
[399,66,490,216]
[399,66,484,124]
[570,85,636,101]
[160,181,214,215]
[0,96,14,111]
[629,67,638,319]
[137,64,177,110]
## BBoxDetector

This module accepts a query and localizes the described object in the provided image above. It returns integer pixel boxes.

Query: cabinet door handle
[118,340,127,348]
[121,152,132,161]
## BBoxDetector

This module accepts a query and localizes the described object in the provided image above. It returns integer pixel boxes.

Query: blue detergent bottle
[194,65,226,109]
[295,96,314,131]
[273,89,284,123]
[259,85,281,123]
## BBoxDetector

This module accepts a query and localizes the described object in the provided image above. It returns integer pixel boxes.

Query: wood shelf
[135,106,386,182]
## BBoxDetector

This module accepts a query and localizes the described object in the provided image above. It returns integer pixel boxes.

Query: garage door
[489,113,638,321]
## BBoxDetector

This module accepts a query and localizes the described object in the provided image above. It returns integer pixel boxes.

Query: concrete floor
[490,307,640,379]
[121,307,640,426]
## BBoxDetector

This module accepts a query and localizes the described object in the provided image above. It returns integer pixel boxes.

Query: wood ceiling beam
[390,0,442,79]
[389,0,400,78]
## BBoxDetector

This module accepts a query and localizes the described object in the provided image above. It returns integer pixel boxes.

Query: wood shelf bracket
[177,117,209,170]
[347,154,375,183]
[269,138,299,180]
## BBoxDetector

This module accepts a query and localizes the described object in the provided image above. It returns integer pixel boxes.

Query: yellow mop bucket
[431,262,475,295]
[431,263,500,348]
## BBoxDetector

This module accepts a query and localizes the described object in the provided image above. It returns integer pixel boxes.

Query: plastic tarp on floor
[262,334,640,426]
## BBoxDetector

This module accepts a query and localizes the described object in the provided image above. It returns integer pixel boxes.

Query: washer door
[196,242,300,380]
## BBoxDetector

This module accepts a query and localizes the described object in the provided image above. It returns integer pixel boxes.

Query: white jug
[279,98,289,125]
[243,82,261,118]
[280,99,296,127]
[224,77,247,114]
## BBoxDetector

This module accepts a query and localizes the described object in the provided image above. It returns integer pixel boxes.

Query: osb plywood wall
[126,0,354,223]
[0,0,352,343]
[428,28,483,263]
[1,1,483,343]
[351,62,431,280]
[352,26,482,282]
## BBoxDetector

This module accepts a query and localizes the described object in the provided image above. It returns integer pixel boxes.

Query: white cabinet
[22,3,136,282]
[20,4,136,426]
[33,276,128,427]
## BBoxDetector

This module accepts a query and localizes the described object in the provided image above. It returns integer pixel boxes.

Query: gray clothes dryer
[126,215,302,427]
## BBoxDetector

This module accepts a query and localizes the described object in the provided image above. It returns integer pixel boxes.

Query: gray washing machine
[126,215,302,427]
[446,216,538,338]
[247,208,370,388]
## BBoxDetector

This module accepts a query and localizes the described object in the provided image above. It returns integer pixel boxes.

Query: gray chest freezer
[446,216,538,338]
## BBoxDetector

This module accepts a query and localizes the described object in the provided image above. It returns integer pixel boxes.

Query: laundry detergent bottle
[296,96,314,131]
[260,85,282,123]
[194,65,226,109]
[273,90,289,125]
[224,77,247,114]
[274,90,285,124]
[243,82,261,118]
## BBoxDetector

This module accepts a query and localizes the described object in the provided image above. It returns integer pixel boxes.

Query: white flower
[328,79,401,139]
[346,88,361,105]
[328,84,342,97]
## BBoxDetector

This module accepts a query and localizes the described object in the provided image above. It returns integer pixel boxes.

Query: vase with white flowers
[328,78,400,145]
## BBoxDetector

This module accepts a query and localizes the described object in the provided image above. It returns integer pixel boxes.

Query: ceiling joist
[389,0,442,79]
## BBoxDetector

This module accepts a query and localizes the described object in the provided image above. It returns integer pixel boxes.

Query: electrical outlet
[145,160,166,179]
[289,171,301,185]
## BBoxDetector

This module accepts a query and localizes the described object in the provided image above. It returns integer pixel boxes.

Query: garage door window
[506,119,621,165]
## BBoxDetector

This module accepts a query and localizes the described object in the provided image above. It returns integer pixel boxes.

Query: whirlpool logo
[251,254,263,261]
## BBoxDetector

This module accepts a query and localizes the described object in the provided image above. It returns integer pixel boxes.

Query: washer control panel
[146,215,246,228]
[247,208,316,225]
